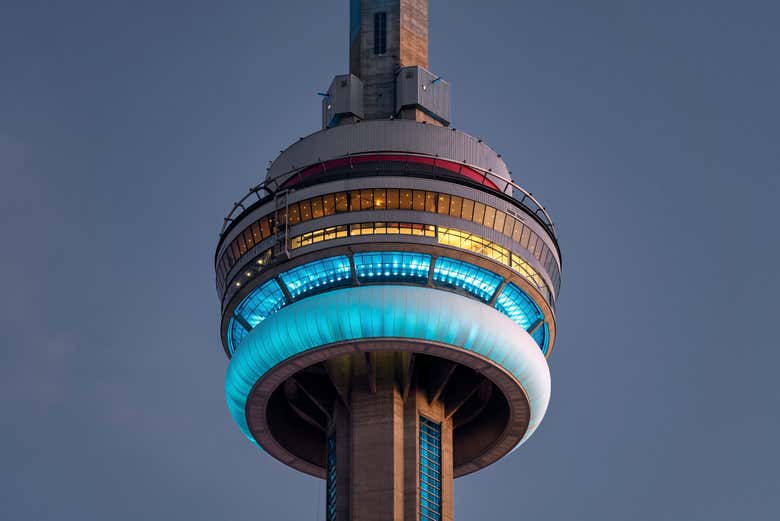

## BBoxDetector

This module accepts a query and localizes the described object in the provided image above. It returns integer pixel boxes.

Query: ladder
[273,190,290,258]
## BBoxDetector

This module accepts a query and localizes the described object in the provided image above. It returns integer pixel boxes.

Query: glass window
[386,189,399,209]
[374,12,387,54]
[425,192,437,213]
[399,189,413,210]
[311,196,324,218]
[503,215,515,236]
[461,199,474,221]
[260,217,272,238]
[354,251,431,282]
[251,223,262,243]
[288,203,301,225]
[361,189,374,210]
[472,202,485,225]
[229,278,287,353]
[374,188,386,210]
[419,417,442,521]
[327,433,336,521]
[335,192,348,213]
[483,206,496,229]
[349,190,361,211]
[512,221,524,242]
[300,200,312,221]
[433,257,502,301]
[412,190,426,211]
[528,235,538,256]
[449,196,462,218]
[493,211,506,233]
[280,256,351,298]
[520,226,531,249]
[237,234,247,255]
[494,283,546,353]
[437,194,450,215]
[322,194,336,216]
[243,229,255,249]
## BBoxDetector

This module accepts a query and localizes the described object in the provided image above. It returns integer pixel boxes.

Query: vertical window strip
[326,433,337,521]
[420,417,442,521]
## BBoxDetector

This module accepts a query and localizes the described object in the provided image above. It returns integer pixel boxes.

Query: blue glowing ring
[226,285,551,452]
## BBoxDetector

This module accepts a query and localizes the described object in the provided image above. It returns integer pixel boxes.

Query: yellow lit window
[350,190,361,211]
[425,192,437,213]
[288,204,301,225]
[361,189,374,210]
[493,211,505,233]
[472,202,485,225]
[449,196,463,218]
[461,199,474,221]
[311,197,324,219]
[483,206,496,229]
[412,190,426,211]
[335,192,348,213]
[399,189,413,210]
[300,200,312,221]
[386,189,399,209]
[251,223,262,243]
[437,194,450,215]
[260,217,272,238]
[374,188,386,209]
[322,194,336,216]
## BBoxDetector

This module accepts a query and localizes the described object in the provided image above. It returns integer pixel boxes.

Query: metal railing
[219,152,558,240]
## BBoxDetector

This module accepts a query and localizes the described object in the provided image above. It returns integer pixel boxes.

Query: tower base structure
[226,286,551,521]
[330,353,454,521]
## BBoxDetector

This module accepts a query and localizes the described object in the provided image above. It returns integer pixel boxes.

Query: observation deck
[213,3,563,520]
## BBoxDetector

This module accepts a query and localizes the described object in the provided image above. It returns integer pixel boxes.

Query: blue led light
[280,256,352,298]
[354,251,431,282]
[531,322,549,355]
[432,258,502,301]
[228,279,287,354]
[225,285,551,452]
[226,253,550,357]
[494,283,547,353]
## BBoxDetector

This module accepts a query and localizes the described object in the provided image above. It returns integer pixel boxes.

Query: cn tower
[214,2,562,520]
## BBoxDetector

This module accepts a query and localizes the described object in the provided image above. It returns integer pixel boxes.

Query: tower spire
[324,0,449,127]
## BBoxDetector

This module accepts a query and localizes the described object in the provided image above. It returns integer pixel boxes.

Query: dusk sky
[1,1,778,519]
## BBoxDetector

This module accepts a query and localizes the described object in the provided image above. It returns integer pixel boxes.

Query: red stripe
[279,154,500,190]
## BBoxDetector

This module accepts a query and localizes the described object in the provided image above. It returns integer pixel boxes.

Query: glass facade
[279,256,352,299]
[432,257,502,302]
[354,251,431,283]
[420,417,442,521]
[226,253,550,355]
[494,283,548,355]
[228,279,287,353]
[326,433,336,521]
[281,222,550,302]
[217,187,561,296]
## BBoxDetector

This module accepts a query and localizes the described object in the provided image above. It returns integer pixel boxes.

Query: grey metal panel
[396,66,451,124]
[322,74,364,128]
[265,119,511,191]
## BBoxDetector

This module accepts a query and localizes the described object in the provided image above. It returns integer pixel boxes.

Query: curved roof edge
[266,120,512,189]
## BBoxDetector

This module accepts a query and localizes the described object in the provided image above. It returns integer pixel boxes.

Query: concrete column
[330,352,454,521]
